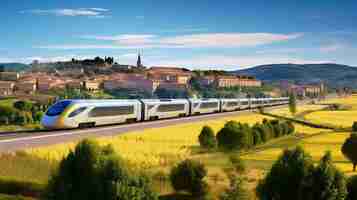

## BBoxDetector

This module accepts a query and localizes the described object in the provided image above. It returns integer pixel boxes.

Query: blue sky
[1,0,357,69]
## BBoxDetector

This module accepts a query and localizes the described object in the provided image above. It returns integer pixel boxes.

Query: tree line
[0,100,45,126]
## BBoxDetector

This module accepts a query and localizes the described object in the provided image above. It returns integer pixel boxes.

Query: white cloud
[319,44,344,53]
[74,32,303,49]
[158,33,302,48]
[36,44,133,50]
[146,55,331,70]
[22,8,110,17]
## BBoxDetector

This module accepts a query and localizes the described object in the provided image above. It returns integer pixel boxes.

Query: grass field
[27,113,272,169]
[0,97,356,198]
[268,104,326,118]
[304,96,357,128]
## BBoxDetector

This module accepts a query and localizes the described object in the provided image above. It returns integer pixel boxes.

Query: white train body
[42,97,290,129]
[238,98,250,110]
[140,99,189,120]
[189,98,220,115]
[220,99,240,112]
[42,100,142,129]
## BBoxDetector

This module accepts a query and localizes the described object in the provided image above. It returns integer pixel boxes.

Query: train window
[241,101,249,105]
[68,107,87,118]
[46,101,71,116]
[89,106,134,117]
[157,104,185,112]
[227,102,238,107]
[200,102,218,109]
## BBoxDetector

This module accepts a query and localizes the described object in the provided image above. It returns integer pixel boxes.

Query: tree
[33,111,44,123]
[306,152,347,200]
[43,139,158,200]
[0,65,4,72]
[220,177,250,200]
[13,101,33,112]
[229,154,246,174]
[170,159,208,197]
[341,133,357,171]
[256,146,314,200]
[289,93,297,115]
[352,122,357,132]
[346,175,357,200]
[216,121,250,151]
[199,126,217,149]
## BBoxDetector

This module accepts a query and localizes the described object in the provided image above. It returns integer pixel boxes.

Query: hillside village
[0,54,326,100]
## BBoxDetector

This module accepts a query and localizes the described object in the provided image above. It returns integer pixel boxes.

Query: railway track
[0,105,287,152]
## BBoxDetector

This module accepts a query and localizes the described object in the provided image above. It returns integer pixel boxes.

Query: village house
[147,67,192,85]
[15,80,37,94]
[280,81,325,98]
[83,79,102,92]
[103,73,160,93]
[0,81,15,96]
[198,75,262,88]
[0,72,20,81]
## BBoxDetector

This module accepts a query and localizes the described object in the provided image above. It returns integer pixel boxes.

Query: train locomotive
[41,97,289,129]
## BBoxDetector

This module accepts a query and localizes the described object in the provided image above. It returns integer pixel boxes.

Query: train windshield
[46,101,72,116]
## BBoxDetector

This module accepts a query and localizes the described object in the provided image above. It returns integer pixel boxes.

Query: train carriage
[220,98,240,112]
[189,98,220,115]
[42,99,142,129]
[42,97,291,130]
[140,99,190,121]
[239,98,250,110]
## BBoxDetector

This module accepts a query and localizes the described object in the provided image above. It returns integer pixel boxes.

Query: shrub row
[0,104,43,126]
[0,178,45,198]
[199,119,295,151]
[218,119,295,151]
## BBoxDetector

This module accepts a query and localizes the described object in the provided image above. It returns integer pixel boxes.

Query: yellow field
[241,131,356,175]
[304,96,357,128]
[269,104,326,117]
[26,97,357,172]
[305,110,357,128]
[27,113,272,169]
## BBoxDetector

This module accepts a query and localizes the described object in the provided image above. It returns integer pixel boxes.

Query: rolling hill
[0,63,30,72]
[233,63,357,88]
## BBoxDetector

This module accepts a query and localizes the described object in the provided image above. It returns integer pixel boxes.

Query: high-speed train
[42,97,289,129]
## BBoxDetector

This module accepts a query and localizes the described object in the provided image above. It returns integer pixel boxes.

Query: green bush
[256,146,314,200]
[33,111,43,123]
[220,177,250,200]
[170,159,208,197]
[216,121,250,151]
[0,178,45,198]
[306,152,347,200]
[13,101,33,112]
[352,122,357,132]
[341,133,357,171]
[286,121,295,135]
[229,154,245,174]
[347,175,357,200]
[43,139,158,200]
[198,126,217,149]
[252,126,263,145]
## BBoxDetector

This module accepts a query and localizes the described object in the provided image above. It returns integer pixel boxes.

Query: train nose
[41,115,60,129]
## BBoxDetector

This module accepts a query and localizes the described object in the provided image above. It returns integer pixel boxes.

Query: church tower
[136,50,142,68]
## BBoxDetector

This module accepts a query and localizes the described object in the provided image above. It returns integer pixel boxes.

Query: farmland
[0,96,356,197]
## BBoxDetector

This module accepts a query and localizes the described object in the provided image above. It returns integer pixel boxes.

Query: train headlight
[68,107,87,118]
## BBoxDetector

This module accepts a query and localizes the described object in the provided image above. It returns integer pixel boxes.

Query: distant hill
[0,63,30,72]
[233,63,357,88]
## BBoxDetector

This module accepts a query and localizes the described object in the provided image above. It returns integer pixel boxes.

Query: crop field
[0,96,356,194]
[27,113,272,169]
[269,104,326,117]
[304,96,357,128]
